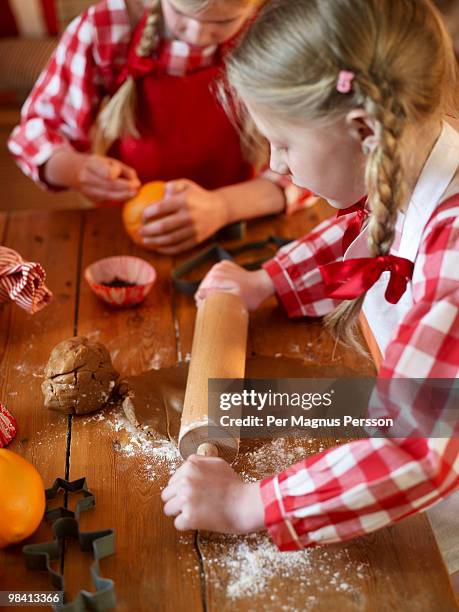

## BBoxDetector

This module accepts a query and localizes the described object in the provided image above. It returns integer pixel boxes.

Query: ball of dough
[41,337,119,415]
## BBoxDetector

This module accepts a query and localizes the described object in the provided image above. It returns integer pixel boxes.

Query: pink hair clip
[337,70,355,94]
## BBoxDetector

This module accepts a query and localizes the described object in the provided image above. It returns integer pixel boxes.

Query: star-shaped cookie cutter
[22,478,116,612]
[44,477,96,522]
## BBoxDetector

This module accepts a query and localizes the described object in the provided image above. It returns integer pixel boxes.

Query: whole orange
[122,181,166,246]
[0,449,46,548]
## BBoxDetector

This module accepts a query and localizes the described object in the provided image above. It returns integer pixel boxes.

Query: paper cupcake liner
[84,256,156,308]
[0,403,17,448]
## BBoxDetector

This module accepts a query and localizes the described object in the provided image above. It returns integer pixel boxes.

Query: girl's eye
[168,1,240,25]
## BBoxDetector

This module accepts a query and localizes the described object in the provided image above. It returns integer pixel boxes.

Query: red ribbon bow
[337,198,368,253]
[319,255,414,303]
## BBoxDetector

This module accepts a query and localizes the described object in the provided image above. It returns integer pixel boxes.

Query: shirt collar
[158,38,219,76]
[161,22,219,75]
[397,121,459,258]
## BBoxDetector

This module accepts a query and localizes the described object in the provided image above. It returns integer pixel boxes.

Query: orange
[122,181,166,246]
[0,449,46,548]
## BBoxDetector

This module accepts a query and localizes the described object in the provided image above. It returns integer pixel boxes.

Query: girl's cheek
[289,155,308,183]
[161,2,180,33]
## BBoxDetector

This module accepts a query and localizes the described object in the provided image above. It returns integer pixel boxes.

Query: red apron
[109,14,253,189]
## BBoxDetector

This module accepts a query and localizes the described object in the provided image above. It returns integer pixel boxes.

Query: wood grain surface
[0,205,457,611]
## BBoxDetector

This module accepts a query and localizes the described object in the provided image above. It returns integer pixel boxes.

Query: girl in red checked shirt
[161,0,459,584]
[8,0,308,255]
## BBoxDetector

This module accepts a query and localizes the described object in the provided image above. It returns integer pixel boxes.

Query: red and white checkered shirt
[7,0,309,209]
[260,196,459,550]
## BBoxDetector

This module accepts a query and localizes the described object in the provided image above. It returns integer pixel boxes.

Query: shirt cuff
[260,475,305,551]
[8,130,72,191]
[262,258,305,318]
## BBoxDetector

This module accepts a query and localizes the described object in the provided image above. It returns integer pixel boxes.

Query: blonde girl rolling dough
[162,0,459,585]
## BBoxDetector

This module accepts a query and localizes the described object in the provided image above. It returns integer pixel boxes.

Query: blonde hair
[97,0,162,148]
[96,0,260,151]
[226,0,458,353]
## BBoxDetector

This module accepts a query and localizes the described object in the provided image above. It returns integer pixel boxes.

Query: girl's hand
[44,149,140,203]
[73,154,141,203]
[161,455,265,534]
[140,179,228,254]
[195,261,275,311]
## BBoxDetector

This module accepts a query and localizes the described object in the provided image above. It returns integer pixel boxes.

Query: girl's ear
[345,109,379,153]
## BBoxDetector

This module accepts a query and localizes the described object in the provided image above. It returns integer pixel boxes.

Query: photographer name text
[219,415,394,428]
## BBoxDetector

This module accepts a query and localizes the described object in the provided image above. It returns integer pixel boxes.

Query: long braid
[324,75,407,354]
[136,1,161,57]
[363,79,406,257]
[96,0,162,152]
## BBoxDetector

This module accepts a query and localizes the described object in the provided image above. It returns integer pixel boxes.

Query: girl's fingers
[198,262,241,284]
[195,290,205,305]
[162,467,192,498]
[83,186,136,202]
[154,238,198,255]
[84,169,138,195]
[199,271,239,290]
[203,283,239,294]
[85,159,106,179]
[89,157,125,181]
[85,158,139,193]
[116,161,140,183]
[195,285,238,306]
[195,288,213,305]
[166,179,191,196]
[161,485,176,503]
[142,194,186,222]
[140,212,190,238]
[163,495,184,517]
[142,226,195,247]
[214,260,241,270]
[82,186,118,202]
[174,512,194,531]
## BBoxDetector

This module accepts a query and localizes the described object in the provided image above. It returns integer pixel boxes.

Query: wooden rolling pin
[178,292,249,463]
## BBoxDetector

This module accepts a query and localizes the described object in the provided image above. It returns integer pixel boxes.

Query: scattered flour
[82,407,182,479]
[32,405,367,606]
[236,437,327,481]
[198,436,366,606]
[149,347,175,371]
[194,532,368,608]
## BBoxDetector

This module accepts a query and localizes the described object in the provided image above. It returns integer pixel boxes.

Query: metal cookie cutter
[44,477,96,522]
[172,235,293,294]
[22,478,116,612]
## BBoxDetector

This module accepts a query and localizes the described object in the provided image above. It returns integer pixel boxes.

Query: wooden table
[0,204,458,612]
